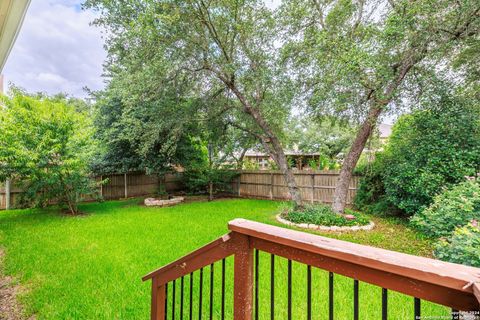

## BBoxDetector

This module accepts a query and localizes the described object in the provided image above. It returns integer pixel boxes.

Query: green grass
[0,198,448,319]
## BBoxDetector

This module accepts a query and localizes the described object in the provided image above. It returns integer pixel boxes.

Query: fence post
[270,172,274,200]
[124,173,128,199]
[5,179,11,210]
[233,234,253,320]
[237,173,241,197]
[311,174,315,204]
[100,175,103,198]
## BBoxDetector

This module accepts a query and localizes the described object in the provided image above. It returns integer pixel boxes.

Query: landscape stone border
[144,196,185,207]
[276,214,375,232]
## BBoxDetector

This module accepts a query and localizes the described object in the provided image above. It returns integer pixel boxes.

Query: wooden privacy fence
[233,170,360,205]
[1,170,358,209]
[0,172,183,210]
[98,172,183,200]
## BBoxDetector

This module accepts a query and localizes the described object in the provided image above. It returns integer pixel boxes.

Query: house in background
[244,150,321,170]
[378,123,393,144]
[244,123,393,170]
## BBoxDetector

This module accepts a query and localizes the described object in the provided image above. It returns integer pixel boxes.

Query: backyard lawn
[0,198,449,319]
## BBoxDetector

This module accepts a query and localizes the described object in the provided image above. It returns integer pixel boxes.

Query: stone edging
[145,196,185,207]
[276,214,375,232]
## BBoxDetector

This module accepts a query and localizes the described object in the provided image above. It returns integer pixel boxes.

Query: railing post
[234,234,253,320]
[151,278,166,320]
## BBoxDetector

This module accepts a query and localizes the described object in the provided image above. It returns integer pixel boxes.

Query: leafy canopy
[0,92,98,214]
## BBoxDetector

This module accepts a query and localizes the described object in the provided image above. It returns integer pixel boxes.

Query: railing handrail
[228,219,480,291]
[229,219,480,310]
[142,233,236,284]
[144,219,480,320]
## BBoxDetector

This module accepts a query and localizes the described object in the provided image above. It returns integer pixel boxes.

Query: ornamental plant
[410,179,480,238]
[282,204,370,227]
[434,221,480,267]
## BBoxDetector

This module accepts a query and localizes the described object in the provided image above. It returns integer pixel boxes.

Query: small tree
[0,93,98,215]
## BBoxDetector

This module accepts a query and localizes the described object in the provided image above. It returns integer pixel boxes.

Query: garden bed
[278,204,374,231]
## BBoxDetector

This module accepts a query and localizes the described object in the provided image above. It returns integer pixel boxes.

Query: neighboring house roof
[378,123,392,139]
[245,150,320,157]
[0,0,31,72]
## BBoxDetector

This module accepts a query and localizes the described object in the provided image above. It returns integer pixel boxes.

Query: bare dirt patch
[0,250,31,320]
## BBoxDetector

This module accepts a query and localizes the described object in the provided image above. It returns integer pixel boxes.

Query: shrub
[380,95,480,215]
[434,222,480,267]
[183,168,238,195]
[410,179,480,238]
[282,204,370,226]
[354,153,398,215]
[355,93,480,216]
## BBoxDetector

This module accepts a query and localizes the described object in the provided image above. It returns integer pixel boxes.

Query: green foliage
[287,156,295,169]
[0,93,98,214]
[354,153,398,215]
[90,96,143,174]
[356,92,480,216]
[307,154,341,171]
[382,94,480,215]
[282,204,370,227]
[410,179,480,238]
[267,159,279,170]
[85,0,293,172]
[183,168,238,195]
[280,0,480,123]
[285,117,355,160]
[181,137,239,195]
[242,159,260,170]
[434,222,480,267]
[91,92,209,175]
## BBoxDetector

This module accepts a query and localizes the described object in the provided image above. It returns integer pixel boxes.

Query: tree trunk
[208,181,213,201]
[208,142,214,201]
[236,148,248,170]
[331,51,419,214]
[226,83,303,208]
[332,105,382,213]
[277,152,303,207]
[267,136,303,207]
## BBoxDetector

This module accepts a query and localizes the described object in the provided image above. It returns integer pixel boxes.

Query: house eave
[0,0,31,72]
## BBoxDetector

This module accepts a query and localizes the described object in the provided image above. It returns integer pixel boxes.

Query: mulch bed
[0,249,31,320]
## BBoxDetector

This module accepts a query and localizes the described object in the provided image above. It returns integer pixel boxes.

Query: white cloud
[3,0,106,98]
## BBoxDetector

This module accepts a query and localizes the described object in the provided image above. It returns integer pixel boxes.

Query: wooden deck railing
[143,219,480,320]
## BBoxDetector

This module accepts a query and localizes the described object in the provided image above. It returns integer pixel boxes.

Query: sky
[1,0,392,123]
[2,0,283,99]
[3,0,106,98]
